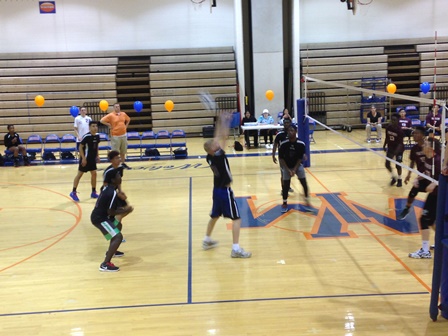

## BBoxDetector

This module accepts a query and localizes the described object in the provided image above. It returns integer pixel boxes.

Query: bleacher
[0,47,238,154]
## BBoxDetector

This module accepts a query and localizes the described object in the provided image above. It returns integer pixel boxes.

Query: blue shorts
[210,187,240,220]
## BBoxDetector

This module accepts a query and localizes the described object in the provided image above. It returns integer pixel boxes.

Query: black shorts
[92,218,121,240]
[78,159,97,172]
[386,150,403,163]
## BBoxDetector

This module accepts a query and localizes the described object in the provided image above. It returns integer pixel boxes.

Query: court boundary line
[0,291,428,318]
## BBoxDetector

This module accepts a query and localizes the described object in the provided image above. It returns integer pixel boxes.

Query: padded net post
[297,99,310,167]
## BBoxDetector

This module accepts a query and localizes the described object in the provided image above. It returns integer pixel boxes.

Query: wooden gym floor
[0,129,447,335]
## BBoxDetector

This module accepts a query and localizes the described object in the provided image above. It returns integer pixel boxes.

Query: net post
[430,174,448,321]
[297,99,310,167]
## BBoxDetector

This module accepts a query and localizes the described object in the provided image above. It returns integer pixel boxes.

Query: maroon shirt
[410,144,426,173]
[424,154,441,180]
[398,118,412,129]
[425,113,442,128]
[385,124,404,153]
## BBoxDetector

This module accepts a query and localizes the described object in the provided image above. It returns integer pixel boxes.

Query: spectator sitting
[258,109,275,148]
[279,108,296,125]
[425,104,442,138]
[398,108,413,139]
[365,105,382,143]
[4,125,30,167]
[241,111,258,149]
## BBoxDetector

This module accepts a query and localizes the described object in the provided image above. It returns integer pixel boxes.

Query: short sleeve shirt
[278,139,306,169]
[80,133,100,160]
[410,144,426,173]
[206,149,232,188]
[101,112,130,136]
[367,112,381,123]
[74,115,92,142]
[385,124,404,152]
[91,186,119,223]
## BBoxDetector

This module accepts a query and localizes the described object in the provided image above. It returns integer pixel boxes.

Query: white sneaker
[367,139,371,143]
[376,138,380,143]
[202,240,219,250]
[408,248,431,259]
[231,248,252,258]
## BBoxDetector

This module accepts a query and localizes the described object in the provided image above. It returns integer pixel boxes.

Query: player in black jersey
[278,126,312,213]
[70,121,100,202]
[202,112,251,258]
[4,125,30,167]
[272,118,294,193]
[383,113,404,187]
[91,169,134,272]
[103,150,129,243]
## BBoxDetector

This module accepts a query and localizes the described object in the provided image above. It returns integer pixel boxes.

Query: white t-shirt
[74,115,92,142]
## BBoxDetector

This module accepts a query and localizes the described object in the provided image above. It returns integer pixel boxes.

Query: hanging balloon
[265,90,274,101]
[34,95,45,107]
[420,82,431,94]
[133,100,143,113]
[99,100,109,112]
[69,106,79,118]
[164,100,174,112]
[386,83,397,94]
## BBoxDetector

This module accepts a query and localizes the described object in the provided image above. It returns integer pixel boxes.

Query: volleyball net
[299,75,448,321]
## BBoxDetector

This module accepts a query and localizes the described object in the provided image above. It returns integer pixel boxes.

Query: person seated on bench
[4,125,29,167]
[258,109,275,148]
[242,111,258,149]
[425,104,442,138]
[279,108,296,125]
[398,108,413,140]
[365,105,382,143]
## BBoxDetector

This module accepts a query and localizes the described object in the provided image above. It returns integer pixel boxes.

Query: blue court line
[0,291,428,317]
[187,177,193,303]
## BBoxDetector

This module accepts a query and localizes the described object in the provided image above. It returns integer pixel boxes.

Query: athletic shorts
[78,159,97,172]
[210,187,240,220]
[386,150,403,163]
[281,164,306,180]
[92,218,121,240]
[111,136,128,154]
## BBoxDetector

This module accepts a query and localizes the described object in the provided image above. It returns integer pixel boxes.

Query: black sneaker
[121,163,132,170]
[114,251,125,258]
[398,207,410,220]
[390,178,397,186]
[105,251,125,258]
[99,262,120,272]
[397,179,402,187]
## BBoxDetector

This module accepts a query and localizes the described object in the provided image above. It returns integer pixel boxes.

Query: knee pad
[420,211,432,230]
[409,187,419,198]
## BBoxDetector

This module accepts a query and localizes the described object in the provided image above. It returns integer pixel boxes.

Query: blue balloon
[70,106,79,117]
[134,101,143,113]
[420,82,431,94]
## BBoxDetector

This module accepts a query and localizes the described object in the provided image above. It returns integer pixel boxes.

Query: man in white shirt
[73,107,92,150]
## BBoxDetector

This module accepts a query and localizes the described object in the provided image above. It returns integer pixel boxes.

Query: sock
[283,199,287,204]
[72,188,77,192]
[92,188,96,193]
[422,241,430,252]
[204,236,212,242]
[232,243,240,251]
[398,175,402,180]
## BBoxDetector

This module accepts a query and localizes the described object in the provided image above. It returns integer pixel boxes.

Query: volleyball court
[301,75,448,321]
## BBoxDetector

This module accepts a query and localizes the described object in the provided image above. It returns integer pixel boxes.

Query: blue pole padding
[430,175,448,321]
[297,99,310,167]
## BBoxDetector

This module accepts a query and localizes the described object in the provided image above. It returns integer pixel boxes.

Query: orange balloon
[387,83,397,94]
[99,100,109,112]
[265,90,274,101]
[34,95,45,107]
[165,100,174,112]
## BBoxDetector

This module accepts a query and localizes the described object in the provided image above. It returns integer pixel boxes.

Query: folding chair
[43,134,61,161]
[126,131,142,159]
[170,129,187,148]
[230,112,241,140]
[60,134,77,161]
[26,134,43,160]
[155,130,171,156]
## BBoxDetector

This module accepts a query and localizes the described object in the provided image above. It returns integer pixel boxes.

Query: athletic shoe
[122,238,126,243]
[202,239,219,250]
[281,204,288,213]
[231,248,252,258]
[121,163,132,170]
[398,206,410,220]
[367,139,371,143]
[114,251,124,258]
[70,191,80,202]
[91,191,99,199]
[99,262,120,272]
[390,178,397,186]
[430,245,435,250]
[288,188,294,193]
[408,248,431,259]
[376,138,381,143]
[397,179,402,187]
